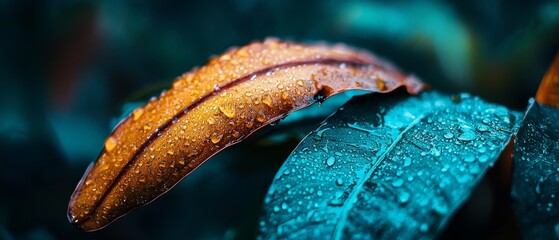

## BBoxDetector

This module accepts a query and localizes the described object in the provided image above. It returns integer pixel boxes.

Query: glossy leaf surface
[511,100,559,239]
[259,91,521,239]
[68,38,424,231]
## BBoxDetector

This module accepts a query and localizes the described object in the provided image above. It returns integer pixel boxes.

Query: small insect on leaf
[67,38,425,231]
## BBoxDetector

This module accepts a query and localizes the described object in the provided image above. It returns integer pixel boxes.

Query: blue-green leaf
[511,100,559,239]
[258,91,521,239]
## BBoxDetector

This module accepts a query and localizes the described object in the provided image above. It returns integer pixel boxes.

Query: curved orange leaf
[67,38,425,231]
[535,51,559,107]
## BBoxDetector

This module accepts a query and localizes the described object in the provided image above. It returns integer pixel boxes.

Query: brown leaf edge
[67,38,427,231]
[535,51,559,107]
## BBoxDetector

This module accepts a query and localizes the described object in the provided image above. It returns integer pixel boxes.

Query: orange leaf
[535,51,559,107]
[67,38,426,231]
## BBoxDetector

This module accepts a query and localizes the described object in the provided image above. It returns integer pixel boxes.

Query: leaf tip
[535,51,559,107]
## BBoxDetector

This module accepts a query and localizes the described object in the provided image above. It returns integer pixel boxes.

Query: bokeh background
[1,0,558,239]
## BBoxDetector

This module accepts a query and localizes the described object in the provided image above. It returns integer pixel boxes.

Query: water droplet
[335,178,344,186]
[296,79,304,86]
[397,190,410,204]
[219,105,236,118]
[277,83,284,89]
[231,130,240,138]
[281,92,289,100]
[246,121,254,128]
[329,198,344,206]
[132,108,144,121]
[443,132,454,139]
[403,157,412,167]
[419,223,429,232]
[236,48,249,57]
[430,147,441,157]
[262,94,273,107]
[210,133,223,144]
[476,125,489,132]
[376,78,386,91]
[317,190,323,196]
[256,111,267,123]
[458,131,477,141]
[167,150,174,155]
[207,116,216,125]
[478,155,489,163]
[143,122,153,130]
[178,159,186,165]
[463,154,476,163]
[392,178,404,187]
[326,156,336,167]
[273,206,280,212]
[104,137,117,152]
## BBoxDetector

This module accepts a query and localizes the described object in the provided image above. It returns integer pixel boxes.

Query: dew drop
[296,79,304,87]
[167,150,174,155]
[476,125,489,132]
[443,132,454,139]
[210,133,223,144]
[326,156,336,167]
[277,83,284,89]
[419,223,429,232]
[219,105,236,118]
[256,111,267,123]
[458,131,477,141]
[104,137,118,152]
[207,116,216,125]
[335,178,344,186]
[463,154,476,163]
[281,202,288,210]
[281,92,289,100]
[273,206,280,212]
[231,130,240,138]
[403,157,412,167]
[246,121,254,128]
[478,155,489,163]
[397,190,410,204]
[392,178,404,187]
[376,78,387,91]
[132,108,144,121]
[262,94,273,107]
[178,159,186,165]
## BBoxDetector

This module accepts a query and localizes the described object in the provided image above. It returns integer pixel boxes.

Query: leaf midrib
[331,114,425,240]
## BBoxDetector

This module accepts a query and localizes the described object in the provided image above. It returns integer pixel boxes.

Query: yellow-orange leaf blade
[67,38,425,231]
[535,51,559,107]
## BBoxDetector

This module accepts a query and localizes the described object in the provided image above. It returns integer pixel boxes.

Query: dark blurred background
[0,0,558,239]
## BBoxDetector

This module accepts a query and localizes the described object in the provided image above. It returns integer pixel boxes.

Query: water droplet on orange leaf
[219,105,236,118]
[207,116,216,125]
[211,133,223,144]
[376,77,387,91]
[262,94,273,107]
[296,79,304,87]
[132,108,144,121]
[104,137,117,152]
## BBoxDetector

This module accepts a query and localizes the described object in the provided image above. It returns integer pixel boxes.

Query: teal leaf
[259,91,521,239]
[511,100,559,239]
